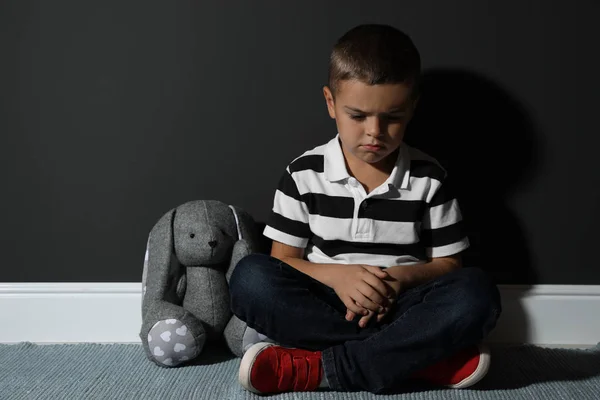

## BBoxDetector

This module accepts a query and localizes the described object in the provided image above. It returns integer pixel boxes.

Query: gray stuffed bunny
[140,200,261,367]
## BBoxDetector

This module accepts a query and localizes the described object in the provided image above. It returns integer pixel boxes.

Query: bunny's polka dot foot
[148,319,199,366]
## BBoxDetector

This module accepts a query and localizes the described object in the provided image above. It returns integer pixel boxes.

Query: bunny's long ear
[228,205,243,241]
[228,205,261,252]
[142,207,182,317]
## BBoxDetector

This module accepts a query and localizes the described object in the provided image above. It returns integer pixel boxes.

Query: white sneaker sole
[238,342,276,394]
[447,343,491,389]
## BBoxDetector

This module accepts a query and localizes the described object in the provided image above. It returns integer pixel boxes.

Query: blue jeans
[229,254,501,393]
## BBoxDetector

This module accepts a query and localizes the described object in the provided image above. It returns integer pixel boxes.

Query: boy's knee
[230,254,273,289]
[451,268,502,321]
[229,253,280,308]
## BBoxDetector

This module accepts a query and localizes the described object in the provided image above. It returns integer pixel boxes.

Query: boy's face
[323,80,417,168]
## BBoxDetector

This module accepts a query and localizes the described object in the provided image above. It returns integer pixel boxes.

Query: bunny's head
[171,200,258,267]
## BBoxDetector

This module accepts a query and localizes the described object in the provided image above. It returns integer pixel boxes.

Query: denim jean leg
[324,267,502,393]
[229,254,380,350]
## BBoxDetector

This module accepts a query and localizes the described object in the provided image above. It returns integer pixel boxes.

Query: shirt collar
[323,134,350,182]
[323,133,411,190]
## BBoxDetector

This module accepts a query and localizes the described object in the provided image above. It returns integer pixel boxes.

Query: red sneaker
[238,342,323,394]
[411,343,491,388]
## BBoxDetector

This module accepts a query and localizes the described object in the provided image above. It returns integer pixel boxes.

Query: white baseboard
[0,283,598,346]
[0,283,142,344]
[485,285,600,346]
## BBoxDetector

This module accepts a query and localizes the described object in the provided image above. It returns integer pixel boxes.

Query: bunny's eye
[189,233,195,239]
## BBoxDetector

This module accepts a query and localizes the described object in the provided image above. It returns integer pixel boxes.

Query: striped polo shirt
[263,134,469,267]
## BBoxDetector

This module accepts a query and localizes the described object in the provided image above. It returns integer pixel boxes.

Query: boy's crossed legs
[229,253,501,394]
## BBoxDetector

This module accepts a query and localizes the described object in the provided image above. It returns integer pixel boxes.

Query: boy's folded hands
[330,264,403,328]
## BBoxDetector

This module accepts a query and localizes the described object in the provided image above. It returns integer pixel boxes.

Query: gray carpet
[1,342,599,400]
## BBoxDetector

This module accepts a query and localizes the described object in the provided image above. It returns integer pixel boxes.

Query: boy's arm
[385,255,462,295]
[271,241,342,289]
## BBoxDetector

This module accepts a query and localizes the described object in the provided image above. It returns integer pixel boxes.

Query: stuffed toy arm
[223,205,263,357]
[224,241,253,357]
[226,239,252,283]
[224,205,261,283]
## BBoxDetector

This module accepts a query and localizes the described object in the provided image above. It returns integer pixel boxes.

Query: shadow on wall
[404,68,542,344]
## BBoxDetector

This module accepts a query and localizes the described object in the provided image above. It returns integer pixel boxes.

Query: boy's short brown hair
[328,24,421,98]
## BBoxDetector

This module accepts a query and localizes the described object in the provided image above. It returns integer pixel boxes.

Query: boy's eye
[386,115,406,122]
[349,114,406,122]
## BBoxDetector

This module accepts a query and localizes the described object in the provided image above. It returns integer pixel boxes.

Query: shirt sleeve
[263,168,311,248]
[420,174,470,258]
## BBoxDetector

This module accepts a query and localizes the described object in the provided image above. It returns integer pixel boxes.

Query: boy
[229,24,501,394]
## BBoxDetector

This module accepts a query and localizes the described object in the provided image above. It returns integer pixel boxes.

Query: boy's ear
[412,94,420,110]
[323,86,336,119]
[410,95,420,115]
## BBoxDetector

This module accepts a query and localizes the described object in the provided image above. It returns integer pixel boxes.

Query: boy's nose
[366,117,384,136]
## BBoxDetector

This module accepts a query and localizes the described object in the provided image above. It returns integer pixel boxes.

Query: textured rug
[1,342,599,399]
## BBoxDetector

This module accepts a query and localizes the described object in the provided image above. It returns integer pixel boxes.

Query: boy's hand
[329,264,392,317]
[346,269,405,328]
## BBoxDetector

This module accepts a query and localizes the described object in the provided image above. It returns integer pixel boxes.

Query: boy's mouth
[362,144,384,151]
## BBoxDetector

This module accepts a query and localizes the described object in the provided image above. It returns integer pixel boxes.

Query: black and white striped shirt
[263,134,469,267]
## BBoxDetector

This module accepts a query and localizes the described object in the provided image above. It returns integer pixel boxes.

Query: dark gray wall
[1,1,598,283]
